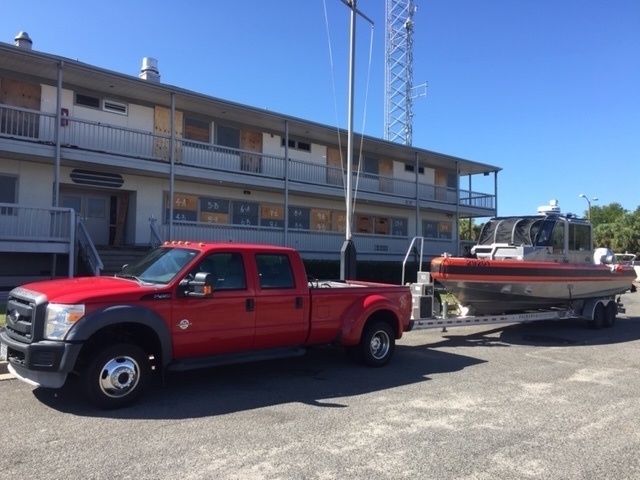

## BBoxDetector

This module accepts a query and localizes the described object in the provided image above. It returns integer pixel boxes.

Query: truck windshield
[116,247,199,284]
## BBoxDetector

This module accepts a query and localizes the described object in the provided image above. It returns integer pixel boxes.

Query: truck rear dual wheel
[81,343,151,409]
[350,321,395,368]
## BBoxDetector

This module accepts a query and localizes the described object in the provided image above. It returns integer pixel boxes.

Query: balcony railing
[0,203,77,275]
[159,221,455,259]
[0,103,495,210]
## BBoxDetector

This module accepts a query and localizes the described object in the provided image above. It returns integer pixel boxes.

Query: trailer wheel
[82,343,151,409]
[357,321,395,367]
[604,302,617,328]
[589,304,606,330]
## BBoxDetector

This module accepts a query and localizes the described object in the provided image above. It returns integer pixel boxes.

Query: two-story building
[0,32,499,286]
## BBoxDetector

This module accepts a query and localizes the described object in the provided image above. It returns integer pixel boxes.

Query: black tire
[82,343,151,409]
[604,302,617,328]
[357,321,395,367]
[589,303,606,330]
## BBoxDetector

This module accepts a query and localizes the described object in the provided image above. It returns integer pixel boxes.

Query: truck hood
[14,276,166,304]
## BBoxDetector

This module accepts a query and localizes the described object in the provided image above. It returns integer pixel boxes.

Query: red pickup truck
[1,242,411,408]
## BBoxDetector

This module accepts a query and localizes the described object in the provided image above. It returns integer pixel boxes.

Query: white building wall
[262,134,327,166]
[41,84,154,130]
[2,157,53,206]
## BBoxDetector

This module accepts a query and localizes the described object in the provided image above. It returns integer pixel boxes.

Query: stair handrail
[149,214,163,248]
[76,217,104,276]
[402,236,426,285]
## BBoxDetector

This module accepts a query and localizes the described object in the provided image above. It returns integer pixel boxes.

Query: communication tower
[384,0,424,145]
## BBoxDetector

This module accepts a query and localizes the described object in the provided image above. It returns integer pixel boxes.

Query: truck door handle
[246,298,255,312]
[295,297,303,309]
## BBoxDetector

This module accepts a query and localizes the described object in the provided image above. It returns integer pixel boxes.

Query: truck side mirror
[187,272,214,298]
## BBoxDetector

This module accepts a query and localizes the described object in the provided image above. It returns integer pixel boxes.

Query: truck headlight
[45,304,85,340]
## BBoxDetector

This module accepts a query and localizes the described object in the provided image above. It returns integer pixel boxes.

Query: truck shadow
[33,344,485,419]
[32,318,640,417]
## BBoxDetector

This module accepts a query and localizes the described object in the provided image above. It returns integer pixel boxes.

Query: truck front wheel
[82,343,151,409]
[357,321,395,367]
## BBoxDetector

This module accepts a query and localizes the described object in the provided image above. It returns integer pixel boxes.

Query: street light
[579,194,598,220]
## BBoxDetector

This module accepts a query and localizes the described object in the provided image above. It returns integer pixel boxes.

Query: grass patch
[0,304,5,329]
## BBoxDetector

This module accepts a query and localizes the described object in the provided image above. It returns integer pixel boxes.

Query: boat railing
[615,252,636,266]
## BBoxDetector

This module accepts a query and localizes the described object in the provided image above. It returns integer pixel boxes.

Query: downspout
[52,61,64,278]
[53,61,63,207]
[169,93,175,240]
[283,121,289,246]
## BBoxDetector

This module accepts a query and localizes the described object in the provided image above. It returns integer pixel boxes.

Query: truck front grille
[5,290,46,344]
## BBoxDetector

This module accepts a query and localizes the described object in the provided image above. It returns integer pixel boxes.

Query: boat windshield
[116,247,199,284]
[532,219,557,247]
[478,217,544,246]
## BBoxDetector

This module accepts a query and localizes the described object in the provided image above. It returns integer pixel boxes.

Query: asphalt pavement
[1,290,640,479]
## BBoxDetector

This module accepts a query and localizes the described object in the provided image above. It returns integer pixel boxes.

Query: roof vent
[139,57,160,83]
[14,31,33,50]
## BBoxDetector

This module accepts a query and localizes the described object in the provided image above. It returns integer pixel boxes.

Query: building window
[216,124,240,149]
[404,164,424,174]
[0,175,18,215]
[75,93,101,109]
[281,137,312,152]
[423,220,453,240]
[75,93,128,115]
[184,117,211,143]
[364,157,379,175]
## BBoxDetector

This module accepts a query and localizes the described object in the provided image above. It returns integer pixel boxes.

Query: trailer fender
[339,294,404,346]
[582,298,613,320]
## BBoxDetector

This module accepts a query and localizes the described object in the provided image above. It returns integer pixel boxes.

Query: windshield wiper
[116,274,145,283]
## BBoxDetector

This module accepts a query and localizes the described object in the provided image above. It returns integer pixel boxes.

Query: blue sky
[3,0,639,218]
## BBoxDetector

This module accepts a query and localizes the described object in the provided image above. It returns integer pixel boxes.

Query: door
[172,252,256,358]
[253,252,308,349]
[62,190,112,245]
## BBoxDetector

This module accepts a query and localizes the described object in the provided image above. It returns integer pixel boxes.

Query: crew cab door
[253,252,309,348]
[172,252,255,358]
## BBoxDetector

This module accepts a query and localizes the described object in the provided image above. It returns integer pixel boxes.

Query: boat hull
[430,257,636,314]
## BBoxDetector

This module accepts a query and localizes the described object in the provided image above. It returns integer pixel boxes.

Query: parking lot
[1,292,640,479]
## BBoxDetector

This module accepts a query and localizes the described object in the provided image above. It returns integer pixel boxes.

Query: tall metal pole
[339,0,373,280]
[345,1,356,245]
[284,120,290,246]
[340,0,359,280]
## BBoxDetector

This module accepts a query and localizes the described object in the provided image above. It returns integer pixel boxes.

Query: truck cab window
[256,254,295,289]
[185,253,246,290]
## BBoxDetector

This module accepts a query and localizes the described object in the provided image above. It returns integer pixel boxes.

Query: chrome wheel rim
[99,356,140,398]
[370,330,390,360]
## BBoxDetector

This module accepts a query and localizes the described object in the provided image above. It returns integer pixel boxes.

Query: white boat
[430,201,636,315]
